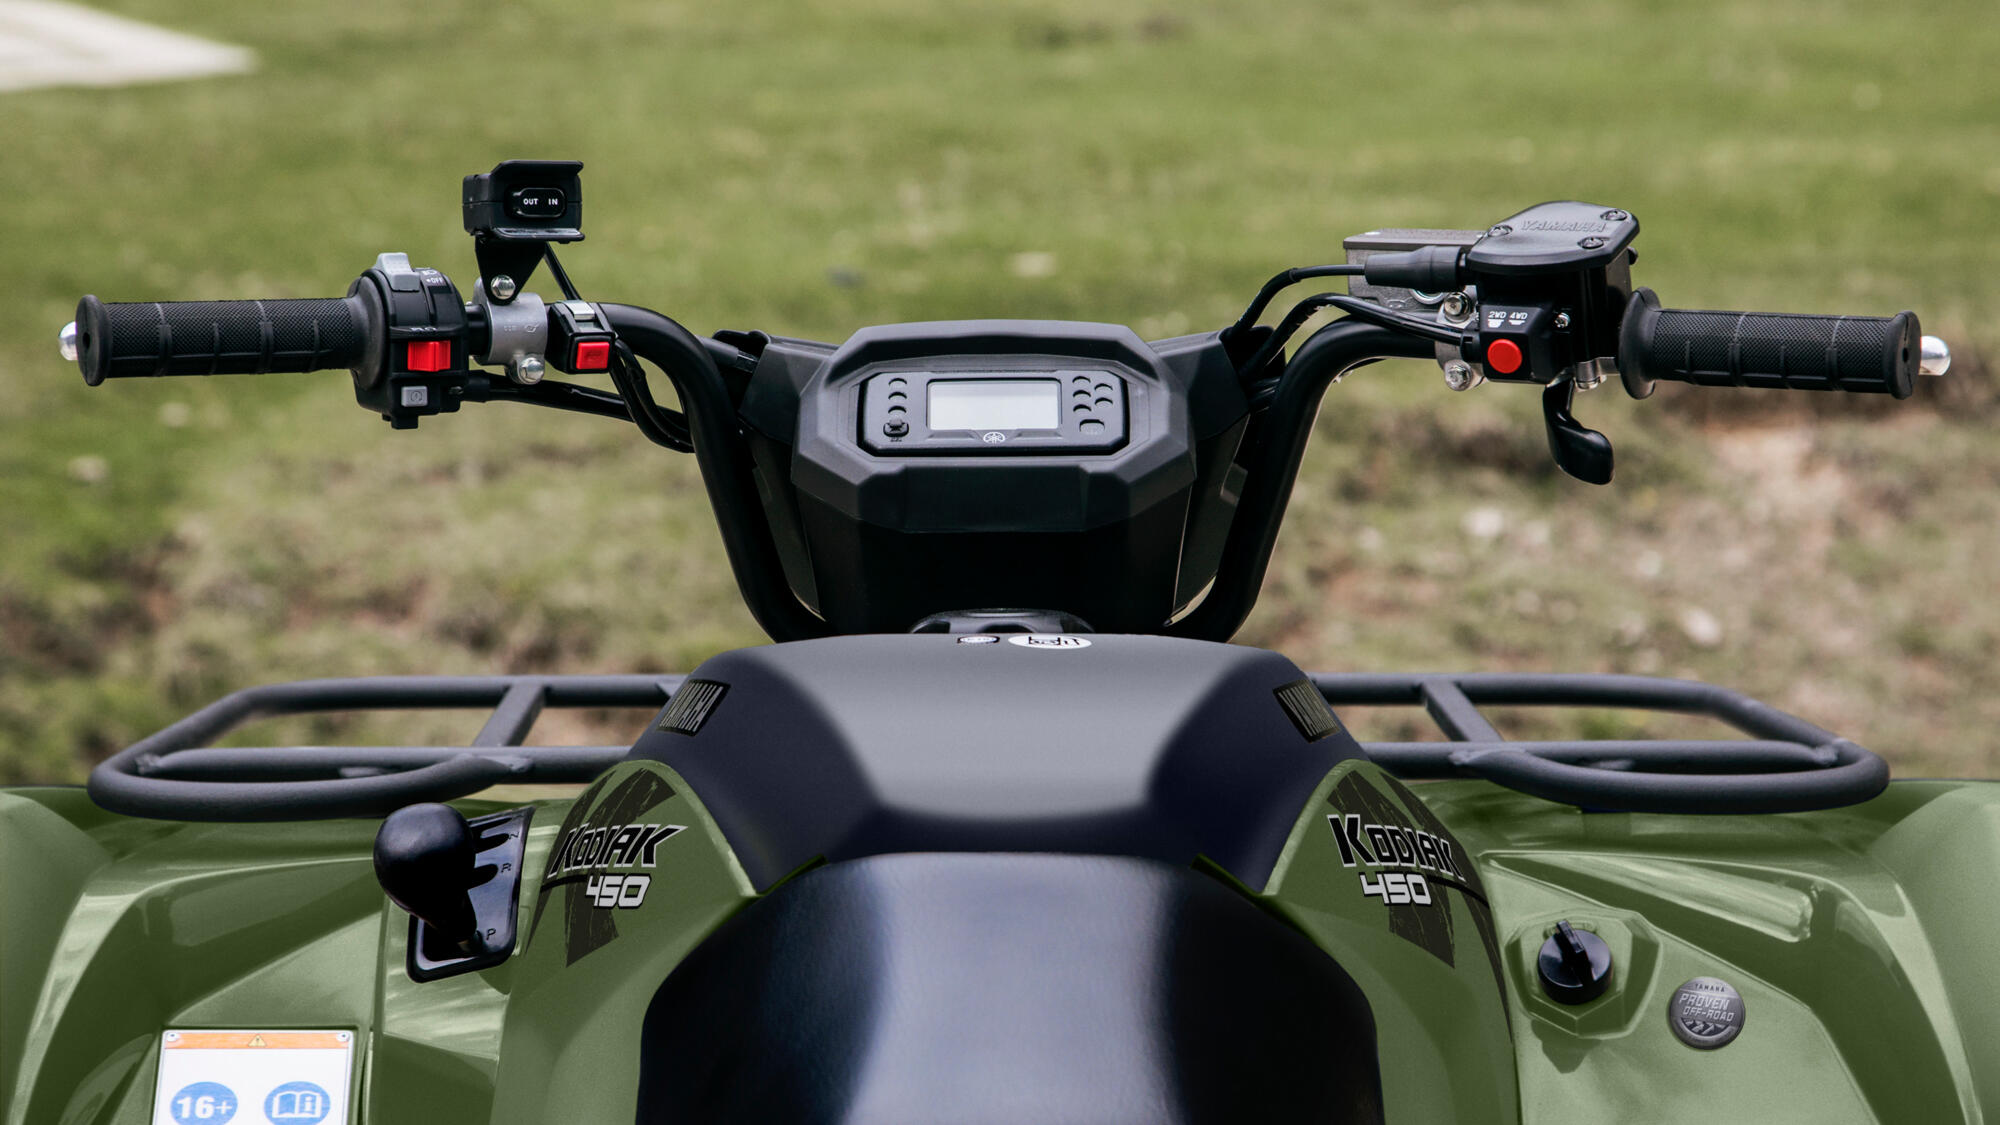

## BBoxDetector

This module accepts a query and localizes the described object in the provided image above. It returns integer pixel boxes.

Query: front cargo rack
[1316,673,1886,815]
[89,675,679,822]
[87,671,1886,821]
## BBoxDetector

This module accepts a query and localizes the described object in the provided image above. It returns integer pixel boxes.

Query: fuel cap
[1537,920,1613,1004]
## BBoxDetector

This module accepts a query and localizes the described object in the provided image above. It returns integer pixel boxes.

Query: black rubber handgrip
[74,294,374,386]
[1618,287,1919,399]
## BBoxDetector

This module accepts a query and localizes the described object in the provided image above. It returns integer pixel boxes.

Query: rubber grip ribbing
[74,294,373,386]
[1618,288,1919,399]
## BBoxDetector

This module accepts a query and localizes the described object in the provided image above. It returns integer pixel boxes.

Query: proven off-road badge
[1669,977,1746,1048]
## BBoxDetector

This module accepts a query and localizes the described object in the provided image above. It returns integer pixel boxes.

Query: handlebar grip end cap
[1919,335,1951,377]
[73,295,110,386]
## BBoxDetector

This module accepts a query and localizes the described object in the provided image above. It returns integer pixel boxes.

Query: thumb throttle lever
[1542,378,1613,485]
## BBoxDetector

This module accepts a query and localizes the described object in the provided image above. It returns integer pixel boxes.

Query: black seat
[637,854,1385,1125]
[628,633,1366,889]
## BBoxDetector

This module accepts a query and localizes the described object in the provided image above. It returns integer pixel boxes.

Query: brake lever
[1541,378,1613,484]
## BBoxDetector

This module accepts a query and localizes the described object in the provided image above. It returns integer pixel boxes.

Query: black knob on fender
[373,802,481,951]
[1537,920,1613,1004]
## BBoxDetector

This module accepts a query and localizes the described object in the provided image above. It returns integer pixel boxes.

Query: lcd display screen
[926,379,1061,431]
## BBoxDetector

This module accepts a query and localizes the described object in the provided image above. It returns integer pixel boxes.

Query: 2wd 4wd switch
[1476,304,1557,382]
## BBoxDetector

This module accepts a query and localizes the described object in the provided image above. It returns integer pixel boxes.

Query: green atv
[6,161,1979,1124]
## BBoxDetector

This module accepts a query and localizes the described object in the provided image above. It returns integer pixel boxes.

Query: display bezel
[858,368,1128,455]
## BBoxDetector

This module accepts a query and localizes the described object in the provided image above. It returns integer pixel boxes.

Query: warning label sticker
[151,1031,353,1125]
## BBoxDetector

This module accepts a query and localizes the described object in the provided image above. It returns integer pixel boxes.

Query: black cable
[608,339,695,452]
[1320,295,1462,344]
[1236,292,1345,382]
[1237,293,1462,383]
[461,376,633,421]
[542,246,584,302]
[1221,264,1363,348]
[535,244,696,451]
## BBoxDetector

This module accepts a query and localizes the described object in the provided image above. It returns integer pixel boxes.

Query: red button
[405,340,451,372]
[573,340,611,372]
[1485,338,1523,375]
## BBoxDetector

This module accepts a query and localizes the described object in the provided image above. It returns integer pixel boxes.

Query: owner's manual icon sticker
[152,1031,353,1125]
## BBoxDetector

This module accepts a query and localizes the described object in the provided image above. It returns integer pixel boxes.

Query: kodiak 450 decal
[544,816,684,908]
[529,767,687,964]
[1329,809,1466,907]
[1325,768,1506,1006]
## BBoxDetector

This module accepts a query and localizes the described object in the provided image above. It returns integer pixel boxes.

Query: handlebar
[1617,287,1921,399]
[73,293,377,386]
[55,199,1954,646]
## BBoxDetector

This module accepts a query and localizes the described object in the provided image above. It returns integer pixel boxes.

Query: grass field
[3,0,1997,782]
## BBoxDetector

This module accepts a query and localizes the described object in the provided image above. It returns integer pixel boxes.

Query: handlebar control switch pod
[350,253,475,428]
[1460,201,1640,373]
